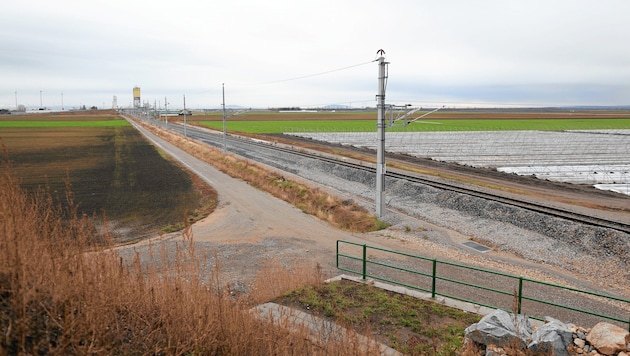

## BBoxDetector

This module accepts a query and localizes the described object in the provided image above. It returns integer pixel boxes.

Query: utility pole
[164,96,168,126]
[375,51,388,217]
[222,83,227,152]
[183,94,187,137]
[220,84,245,152]
[61,92,64,111]
[14,91,17,110]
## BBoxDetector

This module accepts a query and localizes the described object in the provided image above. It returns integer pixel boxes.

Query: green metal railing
[336,240,630,331]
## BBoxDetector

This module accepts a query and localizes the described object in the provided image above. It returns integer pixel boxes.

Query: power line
[215,59,377,108]
[186,59,376,101]
[246,60,376,86]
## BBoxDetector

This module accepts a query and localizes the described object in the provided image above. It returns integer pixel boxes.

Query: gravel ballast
[245,140,630,289]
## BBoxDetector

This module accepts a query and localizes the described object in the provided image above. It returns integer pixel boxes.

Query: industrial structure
[133,87,141,108]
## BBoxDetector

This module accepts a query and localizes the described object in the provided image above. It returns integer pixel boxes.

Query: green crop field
[0,120,130,128]
[198,117,630,134]
[200,120,376,133]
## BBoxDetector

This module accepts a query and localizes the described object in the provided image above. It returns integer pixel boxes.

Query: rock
[528,317,573,356]
[568,344,584,354]
[465,309,533,348]
[574,338,586,348]
[585,344,593,353]
[586,322,630,355]
[577,330,587,340]
[619,351,629,356]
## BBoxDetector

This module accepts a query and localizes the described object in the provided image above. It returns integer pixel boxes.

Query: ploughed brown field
[0,110,216,242]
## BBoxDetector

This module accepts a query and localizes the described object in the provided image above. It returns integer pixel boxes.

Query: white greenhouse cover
[288,129,630,196]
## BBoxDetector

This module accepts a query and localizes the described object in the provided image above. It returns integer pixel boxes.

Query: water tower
[133,86,141,108]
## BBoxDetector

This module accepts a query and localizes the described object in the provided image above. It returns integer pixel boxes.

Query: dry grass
[135,119,387,233]
[0,162,382,355]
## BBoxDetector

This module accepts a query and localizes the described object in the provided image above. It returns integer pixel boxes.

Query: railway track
[135,116,630,235]
[256,139,630,235]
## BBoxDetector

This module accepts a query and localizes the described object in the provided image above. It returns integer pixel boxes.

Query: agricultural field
[0,111,214,241]
[292,130,630,195]
[184,109,630,195]
[191,109,630,133]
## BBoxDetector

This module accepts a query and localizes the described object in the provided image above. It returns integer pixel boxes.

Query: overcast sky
[2,0,629,110]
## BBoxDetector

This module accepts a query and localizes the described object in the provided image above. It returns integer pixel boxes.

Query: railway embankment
[245,147,630,295]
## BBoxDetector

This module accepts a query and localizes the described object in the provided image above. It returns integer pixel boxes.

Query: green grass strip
[199,118,630,134]
[0,120,131,128]
[200,120,376,133]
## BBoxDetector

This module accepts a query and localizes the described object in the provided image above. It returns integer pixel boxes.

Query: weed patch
[275,279,481,355]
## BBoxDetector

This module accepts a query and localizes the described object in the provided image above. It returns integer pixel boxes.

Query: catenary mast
[375,50,388,217]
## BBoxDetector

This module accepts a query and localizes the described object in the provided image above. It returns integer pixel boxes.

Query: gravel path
[118,120,372,289]
[118,119,630,327]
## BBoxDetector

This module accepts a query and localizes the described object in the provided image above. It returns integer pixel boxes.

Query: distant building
[133,87,141,108]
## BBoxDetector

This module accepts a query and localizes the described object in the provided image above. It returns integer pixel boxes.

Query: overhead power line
[247,60,376,86]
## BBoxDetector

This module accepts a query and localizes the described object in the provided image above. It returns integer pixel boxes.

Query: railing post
[431,259,437,299]
[336,241,339,269]
[362,244,367,280]
[518,276,523,314]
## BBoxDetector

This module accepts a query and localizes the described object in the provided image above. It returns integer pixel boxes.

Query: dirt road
[122,120,508,287]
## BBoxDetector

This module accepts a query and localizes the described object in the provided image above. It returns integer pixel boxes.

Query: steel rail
[149,119,630,235]
[230,135,630,234]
